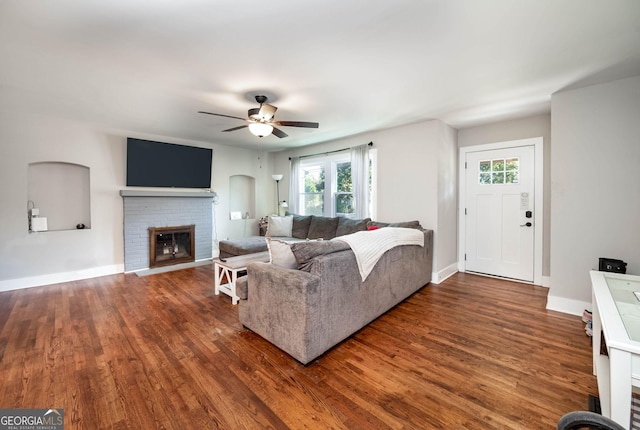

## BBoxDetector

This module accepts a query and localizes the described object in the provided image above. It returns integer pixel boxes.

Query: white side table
[214,252,269,304]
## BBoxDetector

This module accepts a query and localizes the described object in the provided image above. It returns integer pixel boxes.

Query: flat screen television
[126,138,212,188]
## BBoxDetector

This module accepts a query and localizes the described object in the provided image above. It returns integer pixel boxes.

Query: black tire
[557,411,626,430]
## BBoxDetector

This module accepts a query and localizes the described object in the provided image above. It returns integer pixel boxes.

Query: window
[301,162,325,216]
[296,152,375,217]
[335,161,353,216]
[479,157,519,185]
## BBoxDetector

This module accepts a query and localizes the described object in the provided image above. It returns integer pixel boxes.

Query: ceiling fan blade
[273,120,319,128]
[198,111,247,121]
[271,127,288,138]
[222,125,248,132]
[258,103,277,121]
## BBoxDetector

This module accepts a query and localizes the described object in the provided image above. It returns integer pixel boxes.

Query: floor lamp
[272,174,283,215]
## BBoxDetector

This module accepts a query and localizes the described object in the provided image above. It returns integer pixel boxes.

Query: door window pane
[491,159,505,171]
[505,158,519,184]
[478,157,520,185]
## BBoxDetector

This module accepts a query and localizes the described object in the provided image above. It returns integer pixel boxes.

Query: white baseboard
[0,264,124,293]
[546,294,590,317]
[132,259,212,276]
[431,262,459,284]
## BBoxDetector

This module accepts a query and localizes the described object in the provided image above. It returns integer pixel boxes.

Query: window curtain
[288,156,300,215]
[351,144,370,219]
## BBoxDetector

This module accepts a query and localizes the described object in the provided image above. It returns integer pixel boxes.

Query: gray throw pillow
[291,214,312,239]
[290,241,352,271]
[307,216,340,239]
[336,217,371,237]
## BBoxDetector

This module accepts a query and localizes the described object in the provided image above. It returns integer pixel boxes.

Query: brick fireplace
[120,190,216,272]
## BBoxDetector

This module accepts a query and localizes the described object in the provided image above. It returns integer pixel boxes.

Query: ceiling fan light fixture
[198,94,319,139]
[248,122,273,137]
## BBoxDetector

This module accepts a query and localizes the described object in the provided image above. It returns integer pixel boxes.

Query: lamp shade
[271,174,283,181]
[248,122,273,137]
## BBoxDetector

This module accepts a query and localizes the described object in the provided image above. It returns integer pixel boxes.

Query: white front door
[464,145,535,282]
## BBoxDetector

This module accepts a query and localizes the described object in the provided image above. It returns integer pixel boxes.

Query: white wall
[458,114,551,277]
[272,119,458,280]
[436,121,459,281]
[549,76,640,314]
[0,111,269,290]
[213,145,273,241]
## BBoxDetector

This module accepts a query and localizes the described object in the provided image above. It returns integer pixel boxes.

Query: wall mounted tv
[126,138,212,188]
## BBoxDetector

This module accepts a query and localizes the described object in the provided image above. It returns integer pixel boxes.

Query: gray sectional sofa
[236,225,433,365]
[218,214,421,258]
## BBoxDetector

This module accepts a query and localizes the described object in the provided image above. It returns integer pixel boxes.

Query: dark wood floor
[0,267,597,429]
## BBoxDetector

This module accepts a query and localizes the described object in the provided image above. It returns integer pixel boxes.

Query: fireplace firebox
[149,225,195,268]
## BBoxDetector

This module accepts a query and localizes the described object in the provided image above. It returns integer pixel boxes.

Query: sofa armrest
[238,262,322,364]
[236,275,248,300]
[242,261,321,303]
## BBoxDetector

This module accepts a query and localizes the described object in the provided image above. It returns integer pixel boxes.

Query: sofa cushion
[367,220,423,229]
[266,238,298,269]
[219,236,268,258]
[266,215,293,237]
[335,217,371,237]
[307,215,340,240]
[290,240,351,271]
[291,214,312,239]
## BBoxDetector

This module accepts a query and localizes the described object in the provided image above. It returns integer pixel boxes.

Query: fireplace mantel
[120,190,217,199]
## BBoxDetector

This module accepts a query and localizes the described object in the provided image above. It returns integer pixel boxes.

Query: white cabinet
[591,270,640,430]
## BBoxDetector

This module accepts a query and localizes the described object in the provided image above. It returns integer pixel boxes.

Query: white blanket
[333,227,424,281]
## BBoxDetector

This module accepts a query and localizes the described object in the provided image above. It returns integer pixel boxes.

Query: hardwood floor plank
[0,269,597,429]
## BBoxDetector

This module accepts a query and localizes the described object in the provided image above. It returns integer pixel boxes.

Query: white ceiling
[1,0,639,151]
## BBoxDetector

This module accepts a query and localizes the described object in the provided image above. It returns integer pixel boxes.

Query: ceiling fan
[198,95,319,138]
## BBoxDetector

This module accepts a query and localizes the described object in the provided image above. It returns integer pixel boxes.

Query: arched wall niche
[28,161,91,232]
[229,175,255,219]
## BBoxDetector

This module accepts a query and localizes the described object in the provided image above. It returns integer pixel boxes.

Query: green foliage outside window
[479,158,519,185]
[336,162,354,215]
[303,165,325,215]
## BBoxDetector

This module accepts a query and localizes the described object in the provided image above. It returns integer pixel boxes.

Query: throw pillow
[307,215,340,240]
[290,240,352,272]
[266,238,298,269]
[266,215,293,237]
[291,214,312,239]
[335,217,371,237]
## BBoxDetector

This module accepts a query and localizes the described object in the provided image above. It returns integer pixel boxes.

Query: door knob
[520,222,532,227]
